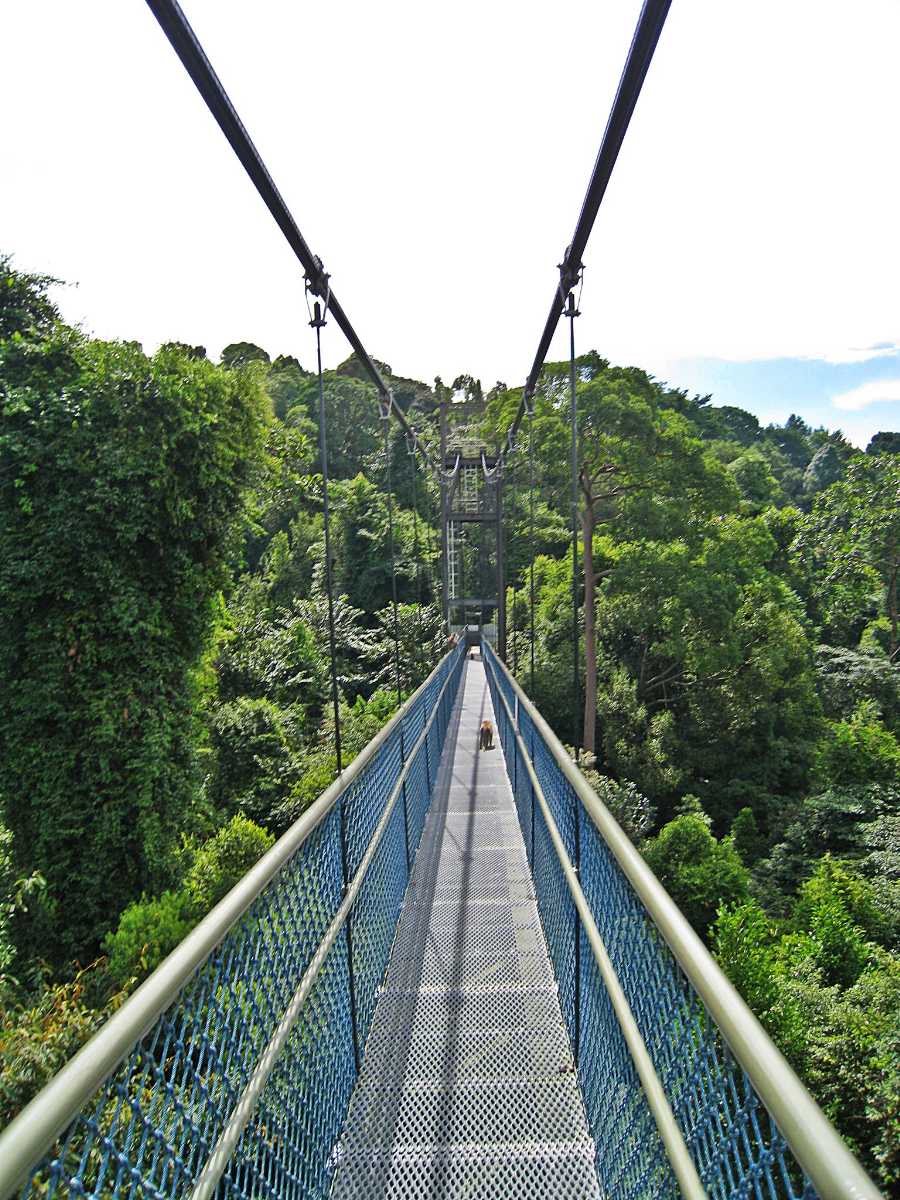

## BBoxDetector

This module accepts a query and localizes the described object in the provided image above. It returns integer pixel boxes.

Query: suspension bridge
[0,1,884,1197]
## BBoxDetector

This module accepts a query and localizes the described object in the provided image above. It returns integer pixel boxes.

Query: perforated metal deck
[331,658,601,1199]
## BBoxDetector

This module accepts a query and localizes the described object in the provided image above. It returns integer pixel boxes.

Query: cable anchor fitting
[556,242,585,300]
[305,257,331,328]
[305,255,331,302]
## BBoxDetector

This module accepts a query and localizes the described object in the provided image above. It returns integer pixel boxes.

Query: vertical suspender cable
[509,455,518,674]
[311,294,359,1067]
[566,287,582,1069]
[567,289,581,759]
[382,402,403,707]
[430,489,443,663]
[409,440,425,679]
[528,401,536,695]
[311,299,343,776]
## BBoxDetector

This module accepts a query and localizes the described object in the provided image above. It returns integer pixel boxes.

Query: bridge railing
[482,638,880,1200]
[0,641,466,1200]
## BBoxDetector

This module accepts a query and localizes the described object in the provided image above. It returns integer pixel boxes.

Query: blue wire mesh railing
[482,639,822,1200]
[7,642,466,1200]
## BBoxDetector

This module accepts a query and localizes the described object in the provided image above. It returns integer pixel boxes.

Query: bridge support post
[530,781,536,867]
[512,695,519,793]
[337,801,361,1072]
[439,387,450,634]
[573,799,582,1069]
[496,470,506,658]
[399,726,411,869]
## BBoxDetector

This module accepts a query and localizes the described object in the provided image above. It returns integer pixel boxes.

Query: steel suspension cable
[310,300,342,775]
[496,0,672,464]
[382,403,403,707]
[144,0,438,473]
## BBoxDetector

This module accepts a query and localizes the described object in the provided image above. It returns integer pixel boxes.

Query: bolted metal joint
[558,248,583,302]
[308,299,327,329]
[304,255,331,301]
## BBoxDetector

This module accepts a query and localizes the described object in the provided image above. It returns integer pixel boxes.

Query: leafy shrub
[731,807,766,865]
[859,617,893,659]
[0,820,46,989]
[580,768,656,843]
[207,696,297,825]
[0,963,128,1126]
[102,889,194,988]
[102,815,275,987]
[714,895,900,1191]
[813,701,900,789]
[814,644,900,732]
[643,807,751,938]
[184,815,274,915]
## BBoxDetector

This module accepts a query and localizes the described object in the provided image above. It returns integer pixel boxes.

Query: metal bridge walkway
[0,641,878,1200]
[332,656,600,1198]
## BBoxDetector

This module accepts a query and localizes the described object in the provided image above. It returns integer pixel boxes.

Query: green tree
[266,355,310,421]
[595,518,822,816]
[814,645,900,733]
[183,814,274,914]
[803,443,846,495]
[1,822,44,990]
[727,450,782,509]
[103,889,195,988]
[797,455,900,657]
[331,474,420,614]
[713,897,900,1191]
[813,702,900,789]
[220,341,270,370]
[364,602,445,698]
[206,697,299,827]
[642,803,750,938]
[0,263,268,964]
[866,431,900,456]
[731,807,766,865]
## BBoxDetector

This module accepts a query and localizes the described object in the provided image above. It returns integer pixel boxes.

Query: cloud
[809,343,900,366]
[831,379,900,411]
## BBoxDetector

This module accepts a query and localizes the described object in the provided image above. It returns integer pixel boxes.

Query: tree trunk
[582,498,597,756]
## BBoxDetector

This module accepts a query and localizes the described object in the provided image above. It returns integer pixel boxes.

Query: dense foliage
[0,262,443,1131]
[483,354,899,1188]
[1,257,897,1185]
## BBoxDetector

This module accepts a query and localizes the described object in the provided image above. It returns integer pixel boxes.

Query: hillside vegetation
[1,259,897,1187]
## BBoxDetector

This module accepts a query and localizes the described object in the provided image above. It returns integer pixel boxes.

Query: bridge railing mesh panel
[483,639,821,1200]
[8,643,466,1200]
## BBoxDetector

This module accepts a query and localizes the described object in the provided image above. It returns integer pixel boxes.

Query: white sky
[2,0,899,392]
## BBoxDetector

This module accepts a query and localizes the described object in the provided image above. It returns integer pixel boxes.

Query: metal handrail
[483,641,882,1200]
[189,645,464,1199]
[0,644,463,1199]
[488,669,707,1199]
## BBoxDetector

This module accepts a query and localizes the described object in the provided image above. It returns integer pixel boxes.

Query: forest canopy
[1,258,898,1187]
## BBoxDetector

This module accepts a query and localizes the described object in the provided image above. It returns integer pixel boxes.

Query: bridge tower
[440,452,504,653]
[446,451,504,651]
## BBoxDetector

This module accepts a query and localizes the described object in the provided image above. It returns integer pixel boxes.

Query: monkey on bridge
[479,720,494,750]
